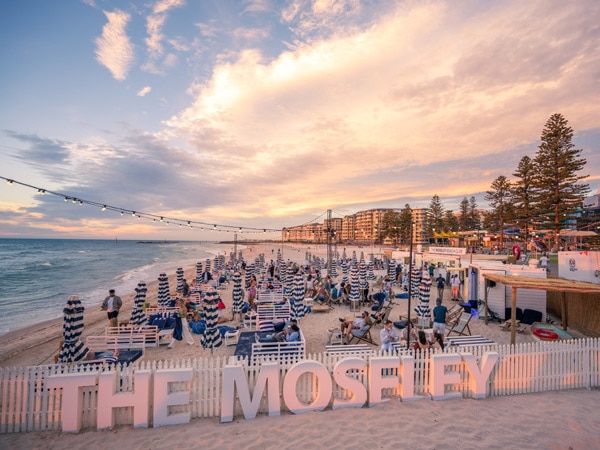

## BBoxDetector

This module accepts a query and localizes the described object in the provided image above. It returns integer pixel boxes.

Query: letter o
[283,361,332,414]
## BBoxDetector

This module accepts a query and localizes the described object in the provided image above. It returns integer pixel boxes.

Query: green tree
[512,155,536,249]
[398,204,413,245]
[380,209,401,244]
[468,196,480,230]
[428,194,445,240]
[533,113,589,251]
[443,210,459,232]
[485,175,513,250]
[458,197,469,231]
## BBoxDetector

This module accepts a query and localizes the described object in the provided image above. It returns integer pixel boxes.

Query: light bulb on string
[6,179,13,185]
[102,205,107,211]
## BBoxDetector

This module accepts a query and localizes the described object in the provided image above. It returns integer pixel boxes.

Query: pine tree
[533,113,589,251]
[485,175,513,250]
[428,194,445,238]
[398,204,413,245]
[458,197,469,231]
[512,156,536,251]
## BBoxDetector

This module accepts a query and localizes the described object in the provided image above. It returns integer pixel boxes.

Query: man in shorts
[432,298,448,335]
[101,289,122,328]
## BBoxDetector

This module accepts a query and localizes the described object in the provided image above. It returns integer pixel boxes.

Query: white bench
[257,303,291,330]
[86,334,146,354]
[105,325,159,347]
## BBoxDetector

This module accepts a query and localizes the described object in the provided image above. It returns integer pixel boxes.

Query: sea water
[0,238,239,335]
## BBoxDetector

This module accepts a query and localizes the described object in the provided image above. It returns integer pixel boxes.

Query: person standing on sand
[101,289,122,327]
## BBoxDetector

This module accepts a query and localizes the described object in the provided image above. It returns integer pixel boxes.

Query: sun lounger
[325,344,372,358]
[446,312,472,336]
[105,324,159,347]
[347,325,376,345]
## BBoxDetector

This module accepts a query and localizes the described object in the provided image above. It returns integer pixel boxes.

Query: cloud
[95,9,134,81]
[161,0,600,218]
[143,0,185,73]
[137,86,152,97]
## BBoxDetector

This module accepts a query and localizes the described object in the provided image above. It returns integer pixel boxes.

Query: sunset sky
[1,0,599,240]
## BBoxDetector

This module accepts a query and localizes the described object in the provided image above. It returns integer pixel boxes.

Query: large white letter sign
[429,354,462,400]
[332,357,367,410]
[461,352,498,399]
[97,370,151,429]
[283,361,332,414]
[220,363,280,423]
[46,372,98,433]
[368,357,399,406]
[153,368,193,427]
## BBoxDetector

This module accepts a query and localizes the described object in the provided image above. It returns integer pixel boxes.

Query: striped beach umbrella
[341,261,349,284]
[176,267,184,293]
[367,261,376,281]
[279,260,287,288]
[195,262,203,285]
[359,262,368,293]
[388,260,397,285]
[352,251,357,265]
[205,258,212,276]
[330,259,338,278]
[232,272,244,314]
[58,295,89,364]
[201,288,223,353]
[291,272,306,320]
[349,265,361,305]
[414,273,432,321]
[410,264,421,299]
[129,281,148,326]
[286,264,295,296]
[158,272,170,307]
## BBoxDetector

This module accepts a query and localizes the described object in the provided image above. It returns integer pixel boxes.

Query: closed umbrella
[157,272,170,307]
[129,281,148,326]
[201,288,223,353]
[349,265,361,307]
[414,273,432,325]
[291,272,306,320]
[410,264,421,300]
[231,272,244,316]
[176,267,184,294]
[57,295,89,364]
[195,262,203,286]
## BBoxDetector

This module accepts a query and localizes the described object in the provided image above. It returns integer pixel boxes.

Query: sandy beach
[0,243,598,447]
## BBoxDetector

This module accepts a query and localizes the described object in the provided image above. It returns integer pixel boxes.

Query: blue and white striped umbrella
[388,260,397,285]
[232,272,244,313]
[352,251,357,265]
[414,273,432,320]
[349,265,361,304]
[341,261,349,284]
[176,267,184,293]
[359,262,368,291]
[130,281,148,326]
[195,262,203,285]
[205,258,212,276]
[410,264,421,299]
[158,272,170,307]
[367,261,376,281]
[286,264,295,296]
[279,261,287,287]
[360,251,365,263]
[291,273,306,320]
[330,259,338,278]
[58,295,89,364]
[201,288,223,352]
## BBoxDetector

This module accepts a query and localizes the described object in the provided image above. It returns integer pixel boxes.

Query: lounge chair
[347,325,376,345]
[446,312,472,336]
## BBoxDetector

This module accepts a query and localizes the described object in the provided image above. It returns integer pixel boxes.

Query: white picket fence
[1,338,599,433]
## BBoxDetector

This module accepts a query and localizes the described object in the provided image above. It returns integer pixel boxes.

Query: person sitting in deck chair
[340,311,372,344]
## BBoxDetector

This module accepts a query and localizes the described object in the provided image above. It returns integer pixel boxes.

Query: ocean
[0,238,242,335]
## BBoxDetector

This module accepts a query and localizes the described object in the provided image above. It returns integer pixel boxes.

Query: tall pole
[406,222,414,349]
[326,209,333,277]
[233,232,238,264]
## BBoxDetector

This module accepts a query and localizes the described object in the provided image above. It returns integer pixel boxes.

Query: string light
[0,175,284,233]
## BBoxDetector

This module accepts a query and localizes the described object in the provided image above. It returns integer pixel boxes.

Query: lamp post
[406,222,414,349]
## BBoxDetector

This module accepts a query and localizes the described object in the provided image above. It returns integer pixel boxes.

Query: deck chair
[446,312,472,336]
[348,325,376,345]
[371,300,391,326]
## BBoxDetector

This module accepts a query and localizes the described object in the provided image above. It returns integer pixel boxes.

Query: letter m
[221,362,280,422]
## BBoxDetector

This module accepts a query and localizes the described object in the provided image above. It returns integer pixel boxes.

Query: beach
[0,242,598,447]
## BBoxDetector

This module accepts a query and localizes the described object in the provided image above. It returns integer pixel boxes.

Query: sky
[0,0,599,240]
